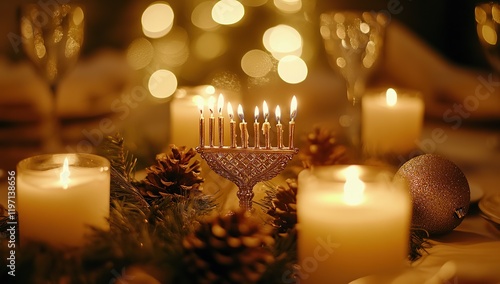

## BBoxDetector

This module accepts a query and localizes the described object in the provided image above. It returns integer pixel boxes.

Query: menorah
[196,95,298,211]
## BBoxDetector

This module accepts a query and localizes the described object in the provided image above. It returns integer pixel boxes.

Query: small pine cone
[138,145,203,198]
[299,126,350,168]
[182,210,275,284]
[266,179,298,234]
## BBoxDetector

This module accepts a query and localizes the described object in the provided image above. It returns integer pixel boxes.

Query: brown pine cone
[299,126,350,168]
[265,179,298,234]
[138,145,203,198]
[182,210,275,284]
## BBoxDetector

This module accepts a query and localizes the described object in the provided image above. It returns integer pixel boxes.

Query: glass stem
[346,84,363,162]
[42,84,62,153]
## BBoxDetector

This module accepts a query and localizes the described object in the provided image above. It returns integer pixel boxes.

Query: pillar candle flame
[263,100,269,122]
[60,157,71,190]
[386,88,397,107]
[290,95,297,121]
[343,166,365,206]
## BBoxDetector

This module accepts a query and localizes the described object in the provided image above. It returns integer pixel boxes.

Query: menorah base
[197,146,298,211]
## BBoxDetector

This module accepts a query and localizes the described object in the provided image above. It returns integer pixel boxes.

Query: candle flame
[227,102,234,120]
[60,157,71,190]
[386,88,397,107]
[237,104,245,122]
[343,166,365,205]
[197,98,204,116]
[263,100,269,122]
[275,105,281,124]
[217,93,224,115]
[290,95,297,121]
[208,96,216,115]
[254,106,259,122]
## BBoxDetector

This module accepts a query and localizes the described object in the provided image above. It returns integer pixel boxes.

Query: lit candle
[276,105,283,149]
[362,88,424,156]
[238,104,249,148]
[17,153,110,248]
[198,99,205,148]
[208,96,216,147]
[289,96,297,149]
[254,106,260,149]
[297,165,411,284]
[228,102,237,148]
[217,93,224,147]
[262,100,271,149]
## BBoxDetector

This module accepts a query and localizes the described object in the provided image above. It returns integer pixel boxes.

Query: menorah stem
[236,183,255,211]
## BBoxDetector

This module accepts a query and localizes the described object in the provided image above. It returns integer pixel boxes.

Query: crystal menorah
[196,95,298,211]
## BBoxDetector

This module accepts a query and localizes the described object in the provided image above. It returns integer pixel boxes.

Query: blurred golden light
[360,22,370,34]
[192,1,219,30]
[277,55,307,84]
[493,5,500,24]
[148,69,178,98]
[475,7,487,24]
[263,25,302,59]
[241,49,273,77]
[126,37,154,70]
[194,33,226,60]
[482,24,498,45]
[336,57,346,68]
[72,7,84,26]
[212,0,245,25]
[154,26,189,67]
[142,2,174,39]
[274,0,302,13]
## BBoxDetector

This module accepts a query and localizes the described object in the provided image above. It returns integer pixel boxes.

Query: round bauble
[394,154,470,235]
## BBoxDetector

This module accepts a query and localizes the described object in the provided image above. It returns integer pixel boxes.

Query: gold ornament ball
[394,154,470,235]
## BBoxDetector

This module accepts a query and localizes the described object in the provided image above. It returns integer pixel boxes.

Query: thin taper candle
[217,94,224,147]
[238,104,249,148]
[228,102,237,148]
[198,100,205,148]
[262,101,271,149]
[254,106,260,148]
[208,96,216,147]
[276,105,283,149]
[289,96,297,149]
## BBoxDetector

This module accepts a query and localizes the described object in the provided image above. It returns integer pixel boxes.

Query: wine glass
[19,3,84,152]
[475,2,500,72]
[319,11,386,159]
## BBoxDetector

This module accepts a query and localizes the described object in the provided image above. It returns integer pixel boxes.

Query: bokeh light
[194,33,227,60]
[274,0,302,13]
[212,0,245,25]
[142,2,174,38]
[126,38,154,70]
[192,1,219,30]
[148,69,178,98]
[263,25,302,59]
[277,55,308,84]
[153,26,189,66]
[241,49,273,77]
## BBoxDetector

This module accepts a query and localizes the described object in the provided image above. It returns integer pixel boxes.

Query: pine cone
[182,210,275,284]
[265,179,298,234]
[299,126,350,168]
[138,145,203,198]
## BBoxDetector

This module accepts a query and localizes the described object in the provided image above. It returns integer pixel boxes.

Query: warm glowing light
[197,98,204,116]
[482,24,498,45]
[237,104,245,121]
[263,25,302,59]
[275,105,281,123]
[274,0,302,13]
[277,55,308,84]
[343,166,365,205]
[212,0,245,25]
[217,94,224,115]
[208,96,216,116]
[72,7,84,26]
[148,69,178,98]
[263,100,269,121]
[192,1,220,30]
[154,27,189,67]
[386,88,398,107]
[254,106,259,121]
[241,49,273,77]
[205,85,216,95]
[227,102,234,120]
[141,2,174,38]
[126,38,154,70]
[493,5,500,24]
[60,157,71,190]
[359,22,370,34]
[290,96,297,121]
[195,33,226,60]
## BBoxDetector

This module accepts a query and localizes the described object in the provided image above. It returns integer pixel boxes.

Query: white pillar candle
[297,165,411,284]
[362,88,424,156]
[17,153,110,248]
